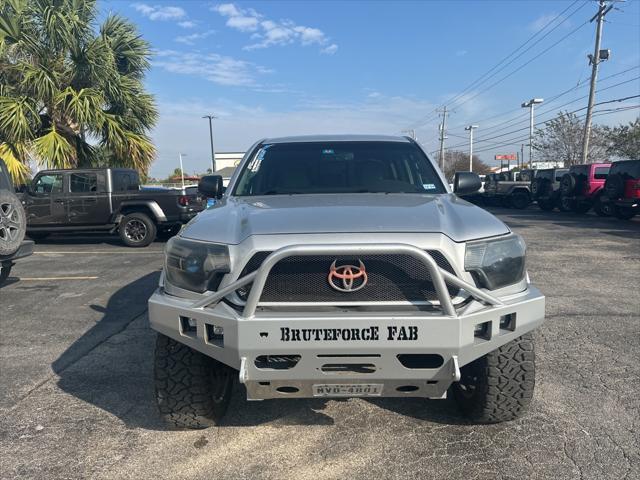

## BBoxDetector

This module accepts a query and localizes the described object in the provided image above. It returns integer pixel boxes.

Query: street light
[521,98,544,167]
[464,125,479,172]
[202,115,217,173]
[178,153,186,189]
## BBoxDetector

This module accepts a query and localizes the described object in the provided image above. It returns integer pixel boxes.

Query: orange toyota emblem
[328,260,368,292]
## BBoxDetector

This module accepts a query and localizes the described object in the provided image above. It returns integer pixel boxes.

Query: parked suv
[600,159,640,220]
[531,168,568,211]
[149,135,545,428]
[20,168,203,247]
[559,163,610,214]
[483,169,535,209]
[0,159,33,286]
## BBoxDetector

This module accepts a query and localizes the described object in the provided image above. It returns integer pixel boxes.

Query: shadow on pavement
[30,233,169,246]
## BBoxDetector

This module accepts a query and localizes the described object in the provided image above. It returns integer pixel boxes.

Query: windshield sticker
[423,183,436,190]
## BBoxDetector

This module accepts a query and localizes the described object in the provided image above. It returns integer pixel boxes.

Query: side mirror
[198,175,223,199]
[453,171,481,195]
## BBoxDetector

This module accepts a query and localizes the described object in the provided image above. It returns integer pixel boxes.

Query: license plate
[312,384,383,397]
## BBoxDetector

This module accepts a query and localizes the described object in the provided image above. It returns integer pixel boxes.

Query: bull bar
[148,243,545,400]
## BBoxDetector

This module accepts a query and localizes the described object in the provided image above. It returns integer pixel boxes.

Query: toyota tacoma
[149,135,545,428]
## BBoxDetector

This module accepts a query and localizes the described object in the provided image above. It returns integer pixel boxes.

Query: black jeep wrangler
[531,168,568,211]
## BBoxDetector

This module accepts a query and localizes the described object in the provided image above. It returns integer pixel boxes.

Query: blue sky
[100,1,640,178]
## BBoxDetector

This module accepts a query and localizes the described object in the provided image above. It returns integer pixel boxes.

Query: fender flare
[115,200,167,223]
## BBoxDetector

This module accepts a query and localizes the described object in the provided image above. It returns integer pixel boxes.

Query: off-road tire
[452,333,535,424]
[510,191,530,209]
[593,195,613,217]
[537,199,555,211]
[558,196,574,212]
[0,190,26,256]
[560,174,576,196]
[118,212,156,247]
[154,334,234,429]
[604,173,624,199]
[614,206,636,220]
[0,262,12,286]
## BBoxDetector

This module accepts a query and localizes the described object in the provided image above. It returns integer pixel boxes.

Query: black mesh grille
[235,250,459,303]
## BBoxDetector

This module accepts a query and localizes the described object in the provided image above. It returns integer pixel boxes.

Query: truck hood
[182,194,510,244]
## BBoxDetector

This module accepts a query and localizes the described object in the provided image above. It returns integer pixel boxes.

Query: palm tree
[0,0,158,182]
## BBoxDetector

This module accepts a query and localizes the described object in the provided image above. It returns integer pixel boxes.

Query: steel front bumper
[148,243,545,400]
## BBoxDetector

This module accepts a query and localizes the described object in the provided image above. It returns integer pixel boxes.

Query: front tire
[452,333,535,424]
[614,207,636,220]
[119,212,156,247]
[154,334,234,429]
[0,190,26,256]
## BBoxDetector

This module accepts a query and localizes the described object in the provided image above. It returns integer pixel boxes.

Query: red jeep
[559,163,610,214]
[600,160,640,220]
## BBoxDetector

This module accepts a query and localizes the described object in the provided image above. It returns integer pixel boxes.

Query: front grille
[235,251,459,303]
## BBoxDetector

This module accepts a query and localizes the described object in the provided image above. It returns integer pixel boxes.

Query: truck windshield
[233,141,445,196]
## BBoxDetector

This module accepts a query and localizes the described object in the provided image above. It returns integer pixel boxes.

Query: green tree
[0,0,158,182]
[605,118,640,159]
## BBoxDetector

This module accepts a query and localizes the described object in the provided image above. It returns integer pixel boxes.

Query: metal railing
[190,243,504,318]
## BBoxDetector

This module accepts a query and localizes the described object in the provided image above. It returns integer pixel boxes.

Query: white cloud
[212,2,336,53]
[153,50,271,87]
[321,43,338,55]
[132,3,186,21]
[178,20,196,29]
[175,30,216,45]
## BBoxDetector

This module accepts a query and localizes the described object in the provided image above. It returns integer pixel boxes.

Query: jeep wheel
[0,262,12,287]
[537,199,555,211]
[119,212,156,247]
[614,207,636,220]
[510,191,530,209]
[0,190,26,256]
[560,174,576,196]
[593,196,613,217]
[558,196,573,212]
[452,333,535,424]
[154,334,234,429]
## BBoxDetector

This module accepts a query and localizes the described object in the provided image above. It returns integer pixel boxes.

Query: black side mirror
[198,175,224,199]
[453,171,481,195]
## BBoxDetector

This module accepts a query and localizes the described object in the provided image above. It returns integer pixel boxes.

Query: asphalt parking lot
[1,208,639,480]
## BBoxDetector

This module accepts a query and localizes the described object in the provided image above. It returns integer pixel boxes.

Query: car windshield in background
[594,167,610,179]
[233,141,445,196]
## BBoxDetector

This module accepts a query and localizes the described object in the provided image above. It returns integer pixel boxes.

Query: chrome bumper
[148,243,545,399]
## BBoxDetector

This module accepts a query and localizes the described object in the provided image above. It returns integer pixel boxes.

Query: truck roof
[262,134,411,144]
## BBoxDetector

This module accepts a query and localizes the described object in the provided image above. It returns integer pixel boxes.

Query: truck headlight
[464,234,526,290]
[164,236,230,293]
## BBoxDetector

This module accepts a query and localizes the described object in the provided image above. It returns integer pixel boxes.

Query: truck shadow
[31,233,169,246]
[51,271,465,430]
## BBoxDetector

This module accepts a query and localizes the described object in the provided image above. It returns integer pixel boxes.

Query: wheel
[452,333,535,424]
[614,207,636,220]
[572,202,591,214]
[0,262,11,286]
[27,232,50,241]
[510,191,530,209]
[537,199,555,211]
[154,334,234,429]
[593,195,614,217]
[558,196,574,212]
[118,212,156,247]
[560,174,576,196]
[0,190,26,256]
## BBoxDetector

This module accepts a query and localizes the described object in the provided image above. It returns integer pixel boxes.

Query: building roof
[262,134,411,144]
[213,166,237,178]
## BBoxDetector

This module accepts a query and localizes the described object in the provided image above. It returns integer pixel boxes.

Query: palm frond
[0,141,30,183]
[0,95,39,142]
[55,86,105,128]
[31,125,75,168]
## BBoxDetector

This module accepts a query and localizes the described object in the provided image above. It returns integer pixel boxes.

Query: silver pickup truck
[149,135,545,428]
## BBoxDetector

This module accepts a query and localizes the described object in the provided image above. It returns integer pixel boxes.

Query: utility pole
[437,106,448,172]
[203,115,217,173]
[582,0,613,163]
[520,144,525,170]
[465,125,478,172]
[178,153,186,188]
[521,98,544,167]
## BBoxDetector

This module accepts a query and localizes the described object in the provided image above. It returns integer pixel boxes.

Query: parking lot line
[18,276,99,281]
